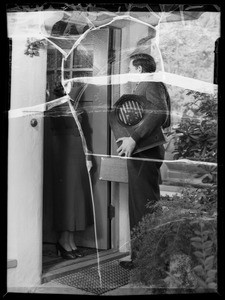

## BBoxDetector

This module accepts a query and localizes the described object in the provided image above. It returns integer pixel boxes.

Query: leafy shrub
[173,91,217,163]
[130,187,217,293]
[190,220,217,291]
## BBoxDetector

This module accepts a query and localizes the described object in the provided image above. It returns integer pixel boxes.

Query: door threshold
[42,249,129,284]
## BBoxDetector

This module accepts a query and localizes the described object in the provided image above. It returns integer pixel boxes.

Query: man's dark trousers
[127,145,165,231]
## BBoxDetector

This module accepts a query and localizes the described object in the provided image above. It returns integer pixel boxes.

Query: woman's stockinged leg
[58,231,71,251]
[57,231,83,258]
[69,231,84,257]
[56,230,76,259]
[69,231,77,250]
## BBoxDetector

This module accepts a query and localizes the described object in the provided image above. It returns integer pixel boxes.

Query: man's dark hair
[130,53,156,73]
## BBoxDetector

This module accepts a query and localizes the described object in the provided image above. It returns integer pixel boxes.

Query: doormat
[52,259,131,295]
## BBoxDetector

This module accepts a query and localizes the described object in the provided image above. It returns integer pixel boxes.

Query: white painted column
[7,36,47,290]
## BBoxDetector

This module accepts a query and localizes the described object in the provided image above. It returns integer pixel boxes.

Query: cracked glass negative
[7,3,220,292]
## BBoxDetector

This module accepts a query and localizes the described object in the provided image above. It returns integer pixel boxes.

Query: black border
[1,1,224,298]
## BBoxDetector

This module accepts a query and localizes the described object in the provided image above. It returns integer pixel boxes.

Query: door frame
[43,27,122,251]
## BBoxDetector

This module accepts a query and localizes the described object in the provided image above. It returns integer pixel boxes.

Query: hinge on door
[108,204,115,220]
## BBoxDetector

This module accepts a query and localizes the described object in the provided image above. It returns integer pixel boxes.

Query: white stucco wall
[7,36,47,290]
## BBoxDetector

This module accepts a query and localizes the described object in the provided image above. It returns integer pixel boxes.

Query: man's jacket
[131,81,171,151]
[109,81,171,154]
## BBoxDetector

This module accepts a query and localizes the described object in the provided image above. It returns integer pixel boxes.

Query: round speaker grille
[117,99,144,126]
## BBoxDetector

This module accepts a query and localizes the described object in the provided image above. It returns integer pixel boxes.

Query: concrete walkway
[31,280,153,295]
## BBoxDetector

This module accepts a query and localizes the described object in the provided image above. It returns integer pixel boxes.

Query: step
[42,249,129,284]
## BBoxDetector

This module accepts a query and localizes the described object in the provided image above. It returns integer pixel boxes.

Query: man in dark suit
[117,53,171,269]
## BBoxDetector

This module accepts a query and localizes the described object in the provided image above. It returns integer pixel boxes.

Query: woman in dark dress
[50,84,93,259]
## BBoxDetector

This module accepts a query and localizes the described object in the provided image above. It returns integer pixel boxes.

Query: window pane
[73,45,93,68]
[47,49,56,69]
[64,71,70,80]
[56,51,63,68]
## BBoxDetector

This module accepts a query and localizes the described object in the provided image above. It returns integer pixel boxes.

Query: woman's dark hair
[130,53,156,73]
[53,82,66,98]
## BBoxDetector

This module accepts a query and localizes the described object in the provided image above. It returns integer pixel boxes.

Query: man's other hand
[116,137,136,157]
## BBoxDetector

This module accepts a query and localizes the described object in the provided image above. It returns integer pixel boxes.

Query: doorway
[42,27,122,275]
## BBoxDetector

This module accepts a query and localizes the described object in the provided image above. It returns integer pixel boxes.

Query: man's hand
[116,137,136,157]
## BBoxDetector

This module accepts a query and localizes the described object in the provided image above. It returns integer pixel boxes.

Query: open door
[72,28,111,249]
[43,28,115,250]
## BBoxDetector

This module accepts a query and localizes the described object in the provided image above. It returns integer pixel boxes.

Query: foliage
[163,253,196,293]
[157,12,220,116]
[189,220,217,291]
[159,13,219,82]
[24,38,46,57]
[172,91,217,164]
[160,186,217,217]
[162,218,217,293]
[130,187,217,293]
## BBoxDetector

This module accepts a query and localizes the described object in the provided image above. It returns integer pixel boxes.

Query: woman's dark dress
[50,101,93,232]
